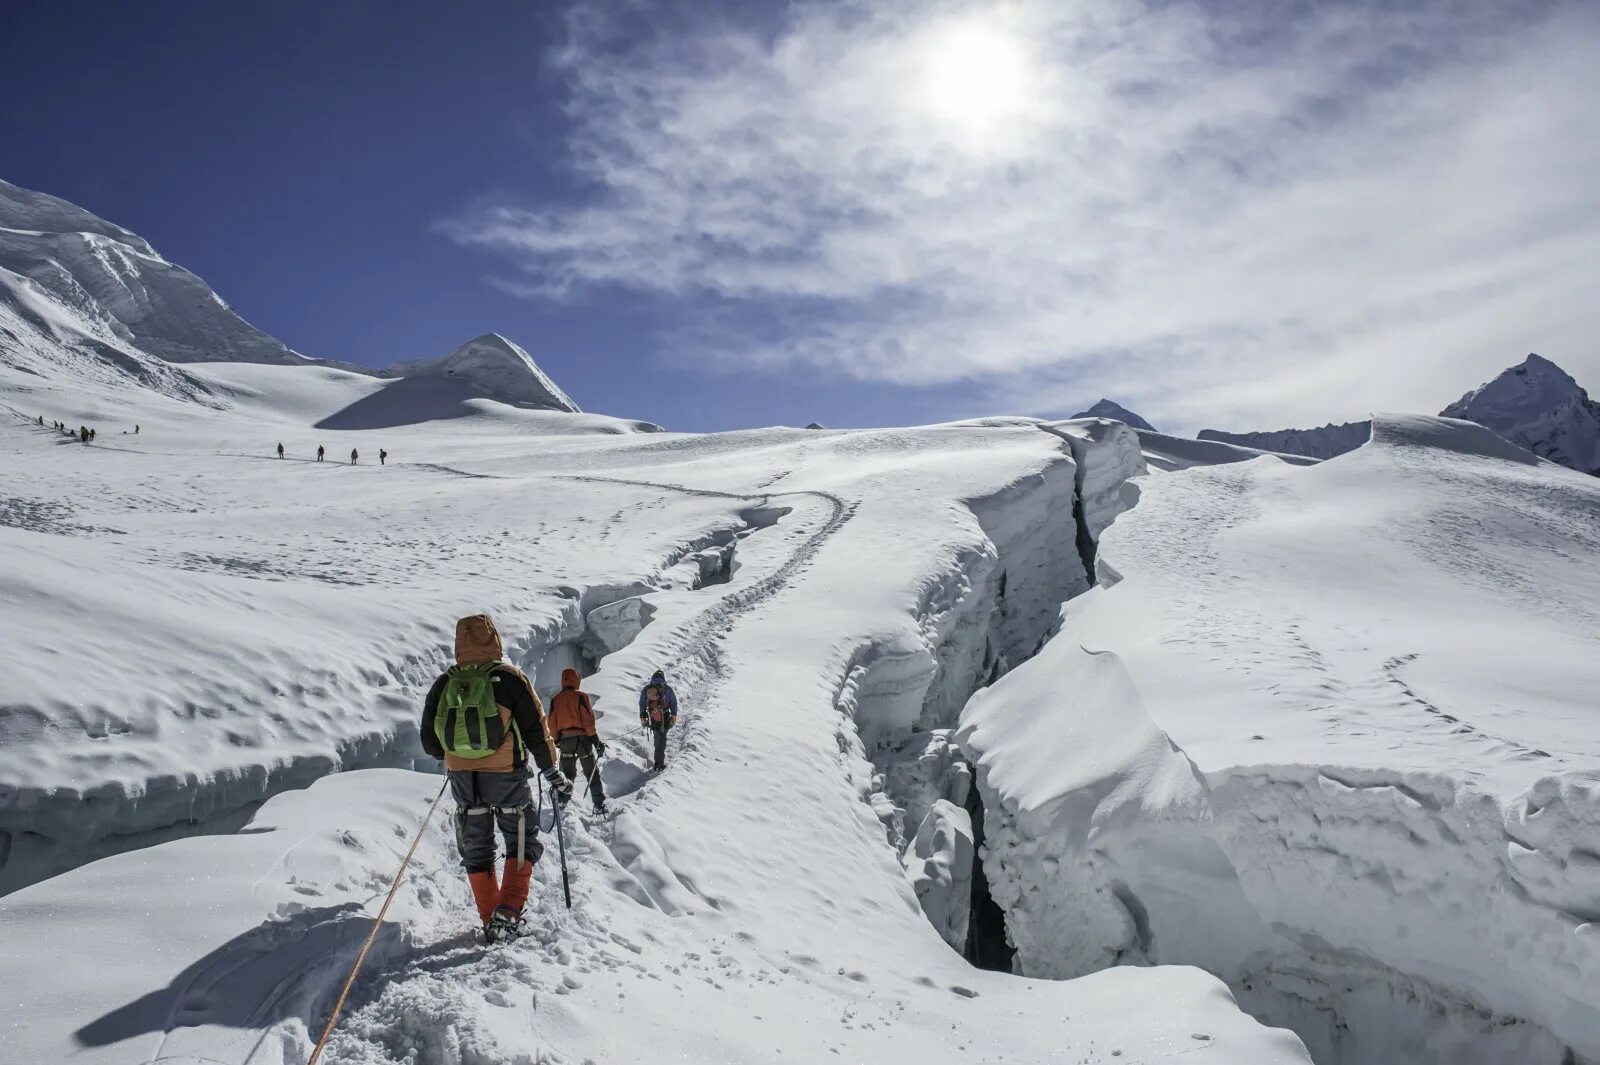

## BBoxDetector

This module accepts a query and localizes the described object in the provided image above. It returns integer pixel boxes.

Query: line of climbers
[419,613,681,944]
[34,415,138,440]
[277,443,388,465]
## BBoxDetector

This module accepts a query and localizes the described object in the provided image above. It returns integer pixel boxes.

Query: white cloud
[446,0,1600,432]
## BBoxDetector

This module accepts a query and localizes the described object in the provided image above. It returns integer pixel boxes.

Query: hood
[561,667,581,690]
[650,670,665,682]
[455,614,504,664]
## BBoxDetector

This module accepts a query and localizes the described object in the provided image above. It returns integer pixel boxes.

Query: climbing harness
[305,777,448,1065]
[454,803,528,868]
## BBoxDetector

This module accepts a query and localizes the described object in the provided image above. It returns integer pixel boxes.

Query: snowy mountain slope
[0,264,216,403]
[1197,419,1372,460]
[0,178,306,365]
[0,179,604,432]
[1070,398,1156,432]
[1442,353,1600,475]
[0,366,1307,1063]
[385,333,581,415]
[961,414,1600,1065]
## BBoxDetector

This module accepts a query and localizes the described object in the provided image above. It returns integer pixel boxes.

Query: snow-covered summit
[0,177,305,366]
[1197,420,1371,460]
[1441,353,1600,476]
[390,332,581,413]
[1071,398,1156,432]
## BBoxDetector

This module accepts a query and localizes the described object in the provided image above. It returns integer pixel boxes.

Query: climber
[78,426,88,443]
[638,670,678,771]
[379,448,388,466]
[350,448,358,465]
[547,668,607,812]
[316,445,325,462]
[277,442,285,459]
[420,614,571,943]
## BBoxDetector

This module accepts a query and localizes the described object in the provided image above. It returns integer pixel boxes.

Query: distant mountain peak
[1441,354,1599,476]
[391,333,581,413]
[1071,398,1156,432]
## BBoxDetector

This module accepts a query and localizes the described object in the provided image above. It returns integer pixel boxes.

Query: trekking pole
[549,780,573,910]
[583,756,606,809]
[306,778,448,1065]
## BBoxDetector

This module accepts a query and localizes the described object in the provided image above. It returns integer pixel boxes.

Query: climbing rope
[305,777,449,1065]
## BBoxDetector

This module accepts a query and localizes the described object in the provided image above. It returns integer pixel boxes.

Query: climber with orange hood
[547,668,608,813]
[420,614,572,944]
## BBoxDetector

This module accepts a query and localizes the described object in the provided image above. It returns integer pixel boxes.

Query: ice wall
[859,424,1148,953]
[964,635,1600,1062]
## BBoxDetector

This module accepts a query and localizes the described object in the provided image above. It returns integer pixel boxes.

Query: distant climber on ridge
[350,448,358,465]
[547,668,607,812]
[639,670,679,771]
[316,444,325,462]
[421,614,572,944]
[379,448,388,466]
[276,442,285,459]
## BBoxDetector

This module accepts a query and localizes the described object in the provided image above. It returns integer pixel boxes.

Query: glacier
[961,414,1600,1065]
[3,176,1596,1065]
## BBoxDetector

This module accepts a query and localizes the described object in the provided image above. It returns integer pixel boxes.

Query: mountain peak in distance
[1071,398,1156,432]
[1441,353,1600,475]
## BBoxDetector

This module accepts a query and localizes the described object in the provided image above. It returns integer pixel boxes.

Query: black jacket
[420,664,556,772]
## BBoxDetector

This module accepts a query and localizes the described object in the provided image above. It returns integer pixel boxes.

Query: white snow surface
[0,178,306,366]
[0,354,1303,1063]
[1442,352,1600,476]
[962,414,1600,1064]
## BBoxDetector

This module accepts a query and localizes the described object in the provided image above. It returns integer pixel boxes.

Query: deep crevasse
[858,418,1148,953]
[959,417,1600,1065]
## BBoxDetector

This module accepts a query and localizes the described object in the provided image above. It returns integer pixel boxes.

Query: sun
[916,16,1034,133]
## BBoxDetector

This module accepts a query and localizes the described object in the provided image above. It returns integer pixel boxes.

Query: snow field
[962,415,1600,1064]
[0,407,810,894]
[0,399,1308,1064]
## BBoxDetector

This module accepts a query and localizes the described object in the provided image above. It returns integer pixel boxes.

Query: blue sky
[3,1,1597,433]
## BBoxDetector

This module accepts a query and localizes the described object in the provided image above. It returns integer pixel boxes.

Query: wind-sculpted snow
[0,178,305,366]
[0,368,1307,1064]
[1198,419,1372,460]
[963,414,1600,1064]
[1134,428,1320,472]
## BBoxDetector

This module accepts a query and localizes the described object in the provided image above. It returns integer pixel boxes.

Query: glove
[593,739,607,756]
[542,767,573,804]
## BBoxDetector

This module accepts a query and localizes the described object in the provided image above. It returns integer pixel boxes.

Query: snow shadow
[314,375,479,430]
[73,903,394,1047]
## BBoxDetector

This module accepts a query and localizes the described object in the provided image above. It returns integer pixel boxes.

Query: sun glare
[917,17,1033,134]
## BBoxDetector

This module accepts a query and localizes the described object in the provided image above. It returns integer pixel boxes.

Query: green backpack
[435,662,516,759]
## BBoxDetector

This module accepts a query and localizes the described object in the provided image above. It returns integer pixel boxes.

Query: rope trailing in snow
[305,778,449,1065]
